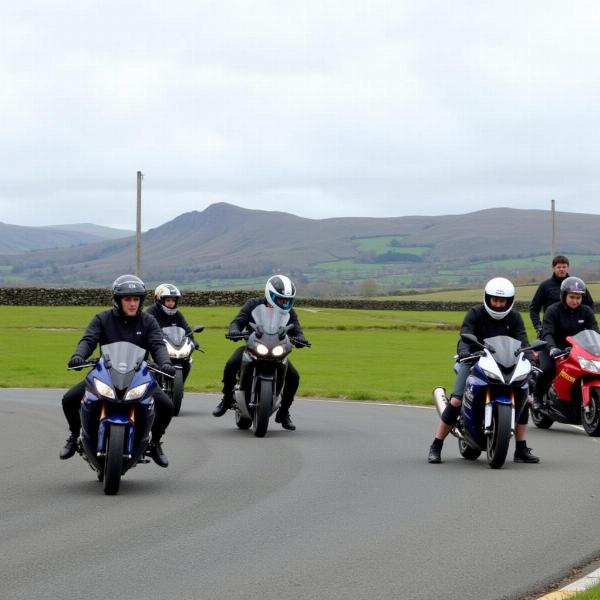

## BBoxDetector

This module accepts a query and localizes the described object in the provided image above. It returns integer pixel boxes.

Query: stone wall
[0,287,529,312]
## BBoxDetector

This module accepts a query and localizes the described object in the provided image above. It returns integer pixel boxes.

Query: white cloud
[1,1,599,228]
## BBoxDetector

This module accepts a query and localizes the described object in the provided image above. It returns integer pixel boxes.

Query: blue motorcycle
[74,341,162,494]
[433,333,545,469]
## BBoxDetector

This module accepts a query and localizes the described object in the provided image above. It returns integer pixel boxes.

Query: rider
[212,274,310,431]
[531,276,599,410]
[427,277,539,464]
[146,283,199,384]
[529,255,594,338]
[59,274,176,468]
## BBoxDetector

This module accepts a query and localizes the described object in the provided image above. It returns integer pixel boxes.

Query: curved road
[2,388,600,600]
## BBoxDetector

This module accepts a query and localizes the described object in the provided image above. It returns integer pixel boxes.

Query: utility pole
[136,171,143,277]
[550,198,556,259]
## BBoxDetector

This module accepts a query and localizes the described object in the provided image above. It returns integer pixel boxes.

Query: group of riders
[57,254,596,470]
[58,273,308,468]
[428,254,597,464]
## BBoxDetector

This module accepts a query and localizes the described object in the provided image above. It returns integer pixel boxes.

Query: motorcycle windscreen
[162,326,187,346]
[569,329,600,356]
[482,336,523,368]
[99,341,146,390]
[251,304,290,334]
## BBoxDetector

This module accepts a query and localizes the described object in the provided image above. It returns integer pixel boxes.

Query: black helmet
[560,276,586,305]
[112,274,146,315]
[154,283,181,316]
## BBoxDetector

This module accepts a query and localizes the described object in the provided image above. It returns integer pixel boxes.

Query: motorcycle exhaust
[432,387,448,418]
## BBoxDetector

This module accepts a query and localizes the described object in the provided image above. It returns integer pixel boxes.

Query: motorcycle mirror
[193,325,204,333]
[460,333,485,348]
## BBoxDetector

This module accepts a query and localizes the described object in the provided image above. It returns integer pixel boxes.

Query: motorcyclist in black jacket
[146,283,198,384]
[428,277,539,464]
[529,255,594,338]
[532,276,599,410]
[59,275,176,467]
[212,275,310,431]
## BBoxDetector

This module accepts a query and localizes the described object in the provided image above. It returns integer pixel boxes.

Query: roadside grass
[0,306,537,404]
[574,587,600,599]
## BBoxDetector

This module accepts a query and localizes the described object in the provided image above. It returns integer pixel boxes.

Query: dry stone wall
[0,287,529,312]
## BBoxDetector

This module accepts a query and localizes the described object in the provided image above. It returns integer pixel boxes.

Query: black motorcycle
[154,325,204,416]
[226,304,309,437]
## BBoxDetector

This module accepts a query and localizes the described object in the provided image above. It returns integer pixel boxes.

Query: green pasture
[0,305,542,404]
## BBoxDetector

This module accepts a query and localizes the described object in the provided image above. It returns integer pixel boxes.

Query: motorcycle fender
[581,380,600,407]
[97,414,132,455]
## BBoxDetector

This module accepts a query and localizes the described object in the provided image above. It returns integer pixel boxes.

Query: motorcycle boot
[148,441,169,468]
[514,445,540,463]
[428,438,443,463]
[275,408,296,430]
[531,396,543,411]
[212,394,233,417]
[59,431,79,460]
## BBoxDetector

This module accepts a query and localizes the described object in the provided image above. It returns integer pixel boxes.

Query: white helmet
[265,275,296,313]
[483,277,515,320]
[154,283,181,316]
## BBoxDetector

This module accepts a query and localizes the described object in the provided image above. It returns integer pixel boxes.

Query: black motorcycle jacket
[229,298,305,339]
[72,308,171,365]
[146,304,195,343]
[457,305,529,356]
[529,273,594,330]
[540,302,599,351]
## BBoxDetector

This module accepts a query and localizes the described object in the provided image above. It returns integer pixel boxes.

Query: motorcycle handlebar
[66,359,98,371]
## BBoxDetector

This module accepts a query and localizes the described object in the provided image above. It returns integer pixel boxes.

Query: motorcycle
[433,333,546,469]
[531,329,600,436]
[154,324,204,416]
[69,341,171,495]
[225,304,309,438]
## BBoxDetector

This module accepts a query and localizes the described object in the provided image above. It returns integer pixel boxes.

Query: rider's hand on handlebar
[68,354,86,369]
[549,347,563,358]
[457,350,471,361]
[161,363,176,376]
[293,335,311,348]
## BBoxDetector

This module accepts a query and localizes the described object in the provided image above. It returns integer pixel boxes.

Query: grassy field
[0,305,542,404]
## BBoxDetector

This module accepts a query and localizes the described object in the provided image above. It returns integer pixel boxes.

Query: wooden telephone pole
[136,171,143,277]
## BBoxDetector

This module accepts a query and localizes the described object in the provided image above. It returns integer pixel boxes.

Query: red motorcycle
[531,329,600,436]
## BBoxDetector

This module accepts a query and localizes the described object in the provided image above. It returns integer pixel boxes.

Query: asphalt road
[2,388,600,600]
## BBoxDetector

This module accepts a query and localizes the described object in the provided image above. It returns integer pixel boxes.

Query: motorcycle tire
[458,438,481,460]
[581,389,600,437]
[235,409,252,430]
[172,369,184,416]
[103,424,125,495]
[486,403,512,469]
[530,405,554,429]
[252,380,272,438]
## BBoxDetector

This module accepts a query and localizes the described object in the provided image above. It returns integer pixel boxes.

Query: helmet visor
[270,291,294,311]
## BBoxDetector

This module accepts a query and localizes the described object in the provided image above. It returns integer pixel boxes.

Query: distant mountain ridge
[1,203,599,289]
[0,222,133,255]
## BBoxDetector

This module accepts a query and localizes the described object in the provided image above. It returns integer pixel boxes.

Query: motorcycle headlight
[165,341,177,354]
[481,368,504,383]
[125,382,149,401]
[255,343,269,356]
[578,357,600,373]
[94,378,115,399]
[272,345,285,357]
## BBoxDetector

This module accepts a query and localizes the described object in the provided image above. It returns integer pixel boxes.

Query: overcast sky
[1,1,599,230]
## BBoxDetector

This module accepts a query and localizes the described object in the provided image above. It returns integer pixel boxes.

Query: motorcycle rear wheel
[530,405,554,429]
[486,403,512,469]
[581,389,600,436]
[104,424,125,495]
[172,369,184,416]
[235,409,252,430]
[458,438,481,460]
[253,380,272,438]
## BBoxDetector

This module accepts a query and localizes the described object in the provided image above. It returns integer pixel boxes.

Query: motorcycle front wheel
[530,405,554,429]
[104,424,125,495]
[253,380,272,438]
[172,369,184,416]
[581,389,600,436]
[486,403,512,469]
